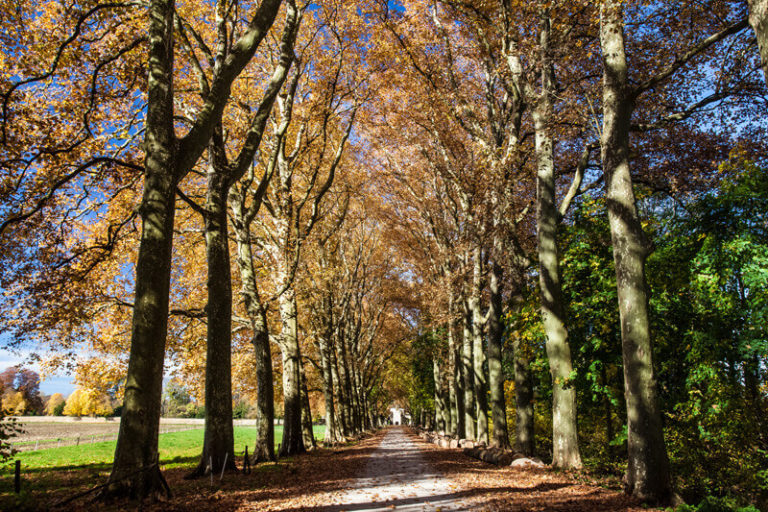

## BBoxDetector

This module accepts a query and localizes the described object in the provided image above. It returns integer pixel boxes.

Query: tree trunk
[188,170,236,478]
[470,248,489,444]
[330,337,349,437]
[749,0,768,82]
[452,327,466,438]
[461,303,476,440]
[533,8,582,469]
[350,353,364,433]
[251,322,275,462]
[105,0,176,498]
[433,357,447,433]
[488,261,509,449]
[446,291,461,437]
[513,335,535,456]
[602,364,615,460]
[337,330,355,435]
[447,324,459,436]
[471,300,489,444]
[300,363,316,449]
[600,1,672,504]
[278,289,306,456]
[231,196,276,463]
[318,334,339,444]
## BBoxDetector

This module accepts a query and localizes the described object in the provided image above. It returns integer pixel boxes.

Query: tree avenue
[1,0,767,509]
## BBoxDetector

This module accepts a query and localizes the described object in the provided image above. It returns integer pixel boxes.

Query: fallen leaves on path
[33,428,661,511]
[410,430,658,512]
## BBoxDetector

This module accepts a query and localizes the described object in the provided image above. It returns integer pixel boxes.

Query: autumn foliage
[1,0,767,509]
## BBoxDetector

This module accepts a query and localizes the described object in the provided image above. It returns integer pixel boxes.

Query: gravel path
[328,427,474,511]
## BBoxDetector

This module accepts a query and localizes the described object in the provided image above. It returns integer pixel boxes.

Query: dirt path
[39,426,654,511]
[325,426,473,511]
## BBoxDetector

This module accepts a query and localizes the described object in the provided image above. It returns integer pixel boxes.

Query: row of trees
[1,0,767,508]
[1,365,119,417]
[363,0,768,507]
[1,0,410,501]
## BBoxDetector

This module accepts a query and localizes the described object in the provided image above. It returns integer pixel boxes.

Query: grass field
[8,425,325,471]
[1,425,325,508]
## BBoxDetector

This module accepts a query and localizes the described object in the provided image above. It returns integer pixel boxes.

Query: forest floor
[3,426,659,511]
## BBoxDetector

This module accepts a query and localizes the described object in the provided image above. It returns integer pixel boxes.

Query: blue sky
[0,335,76,397]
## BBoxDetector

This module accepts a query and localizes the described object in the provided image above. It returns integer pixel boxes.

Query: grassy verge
[6,425,325,471]
[0,424,327,508]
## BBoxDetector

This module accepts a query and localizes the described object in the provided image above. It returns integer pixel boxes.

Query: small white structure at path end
[389,406,410,425]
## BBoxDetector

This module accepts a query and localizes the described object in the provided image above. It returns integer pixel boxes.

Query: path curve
[329,427,473,511]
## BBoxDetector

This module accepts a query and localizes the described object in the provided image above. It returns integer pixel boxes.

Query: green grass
[1,425,326,509]
[7,425,325,471]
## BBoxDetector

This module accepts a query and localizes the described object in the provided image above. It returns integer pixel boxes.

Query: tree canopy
[1,0,767,508]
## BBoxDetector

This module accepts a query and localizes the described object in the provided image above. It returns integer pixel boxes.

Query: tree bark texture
[231,206,275,462]
[188,170,236,477]
[300,363,316,449]
[487,261,509,449]
[106,0,176,498]
[461,304,476,440]
[749,0,768,82]
[533,8,582,469]
[513,334,535,456]
[600,1,672,503]
[433,357,448,432]
[470,254,489,444]
[278,288,306,456]
[447,322,460,436]
[318,332,341,444]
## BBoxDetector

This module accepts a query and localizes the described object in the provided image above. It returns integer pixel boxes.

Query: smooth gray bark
[316,288,343,443]
[106,0,177,498]
[461,302,476,440]
[278,288,306,456]
[320,345,341,443]
[328,337,346,437]
[300,363,316,449]
[231,203,275,462]
[188,166,236,478]
[472,349,487,441]
[600,1,672,503]
[487,261,509,449]
[533,8,582,470]
[447,321,460,436]
[433,357,448,432]
[470,251,489,445]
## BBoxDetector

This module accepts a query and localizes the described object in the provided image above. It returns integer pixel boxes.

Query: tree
[0,366,43,415]
[598,0,751,503]
[105,0,287,498]
[180,0,303,479]
[44,393,66,416]
[63,388,114,417]
[528,3,584,469]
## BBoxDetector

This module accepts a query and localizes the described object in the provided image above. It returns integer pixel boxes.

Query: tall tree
[599,0,749,502]
[181,0,303,477]
[531,5,582,469]
[107,0,285,497]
